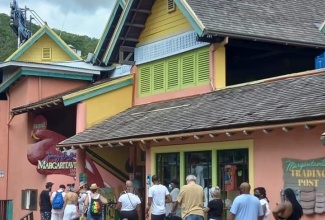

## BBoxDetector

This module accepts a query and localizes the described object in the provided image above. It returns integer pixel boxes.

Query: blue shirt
[230,194,263,220]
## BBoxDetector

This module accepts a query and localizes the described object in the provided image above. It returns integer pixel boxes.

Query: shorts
[41,211,51,220]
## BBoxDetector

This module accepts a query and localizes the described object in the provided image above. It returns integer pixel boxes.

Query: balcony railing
[0,200,13,220]
[19,212,34,220]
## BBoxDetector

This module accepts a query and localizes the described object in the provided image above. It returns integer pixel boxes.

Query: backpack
[89,194,102,216]
[52,191,64,209]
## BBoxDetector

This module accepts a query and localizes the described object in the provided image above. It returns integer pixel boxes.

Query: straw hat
[89,183,99,190]
[79,181,86,188]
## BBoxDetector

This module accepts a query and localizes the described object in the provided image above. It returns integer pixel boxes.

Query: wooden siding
[18,35,72,62]
[138,0,192,46]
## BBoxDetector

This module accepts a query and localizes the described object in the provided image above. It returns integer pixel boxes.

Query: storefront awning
[56,70,325,151]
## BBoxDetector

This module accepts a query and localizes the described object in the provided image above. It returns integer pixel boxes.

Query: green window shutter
[181,54,195,88]
[196,49,210,84]
[139,66,151,96]
[152,62,165,93]
[166,58,180,91]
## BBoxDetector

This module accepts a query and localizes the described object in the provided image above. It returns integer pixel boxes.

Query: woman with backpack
[51,184,66,220]
[83,183,108,220]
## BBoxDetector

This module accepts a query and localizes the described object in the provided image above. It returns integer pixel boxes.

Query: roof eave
[56,117,325,149]
[204,29,325,49]
[11,98,63,116]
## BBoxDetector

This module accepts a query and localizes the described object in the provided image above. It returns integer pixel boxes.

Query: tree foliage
[0,13,99,61]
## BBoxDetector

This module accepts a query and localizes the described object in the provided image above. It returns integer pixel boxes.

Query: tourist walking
[272,188,303,220]
[39,182,53,220]
[116,180,142,220]
[254,187,270,220]
[83,183,108,220]
[204,186,223,220]
[63,188,79,220]
[175,174,205,220]
[146,175,172,220]
[51,184,66,220]
[229,182,263,220]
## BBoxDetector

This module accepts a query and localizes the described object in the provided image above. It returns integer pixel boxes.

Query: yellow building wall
[213,44,226,89]
[18,35,72,62]
[138,0,192,46]
[84,85,133,128]
[83,82,133,180]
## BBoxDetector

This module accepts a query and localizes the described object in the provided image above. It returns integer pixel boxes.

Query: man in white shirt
[50,184,66,220]
[146,175,172,220]
[189,157,204,188]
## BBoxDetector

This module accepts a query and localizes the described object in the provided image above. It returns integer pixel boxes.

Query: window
[21,189,38,210]
[167,0,175,12]
[138,47,210,97]
[218,149,248,189]
[185,151,212,207]
[156,153,180,187]
[42,47,52,60]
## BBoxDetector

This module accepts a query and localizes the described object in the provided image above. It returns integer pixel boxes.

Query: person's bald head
[126,180,133,187]
[239,182,251,194]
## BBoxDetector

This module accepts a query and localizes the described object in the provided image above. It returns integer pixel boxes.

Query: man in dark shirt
[39,182,53,220]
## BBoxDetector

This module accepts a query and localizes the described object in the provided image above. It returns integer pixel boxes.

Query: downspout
[209,44,216,91]
[209,37,228,91]
[131,65,137,106]
[6,92,14,199]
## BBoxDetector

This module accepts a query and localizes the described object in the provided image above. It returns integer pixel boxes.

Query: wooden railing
[0,200,13,220]
[19,212,34,220]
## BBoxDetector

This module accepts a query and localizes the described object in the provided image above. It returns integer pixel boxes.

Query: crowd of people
[39,182,108,220]
[39,176,303,220]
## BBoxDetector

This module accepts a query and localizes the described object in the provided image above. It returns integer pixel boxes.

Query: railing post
[7,200,13,220]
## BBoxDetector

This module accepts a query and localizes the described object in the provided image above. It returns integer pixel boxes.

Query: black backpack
[89,195,102,216]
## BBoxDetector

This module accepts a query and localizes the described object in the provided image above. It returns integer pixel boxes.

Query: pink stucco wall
[254,125,325,219]
[4,76,87,220]
[0,101,9,199]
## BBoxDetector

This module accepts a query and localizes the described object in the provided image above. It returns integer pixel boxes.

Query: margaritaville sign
[282,157,325,189]
[28,114,77,177]
[38,152,77,170]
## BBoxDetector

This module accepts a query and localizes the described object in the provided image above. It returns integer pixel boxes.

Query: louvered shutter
[196,49,210,84]
[167,0,176,12]
[181,54,195,88]
[167,58,180,91]
[152,62,165,93]
[139,66,151,96]
[42,47,52,60]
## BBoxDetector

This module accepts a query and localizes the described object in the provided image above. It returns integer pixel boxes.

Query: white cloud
[0,0,117,38]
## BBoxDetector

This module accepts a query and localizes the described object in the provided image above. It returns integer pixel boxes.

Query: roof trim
[174,0,205,36]
[117,0,126,9]
[0,61,101,75]
[0,68,93,93]
[21,69,93,81]
[56,119,325,149]
[103,0,134,65]
[0,70,22,93]
[6,25,82,61]
[93,3,122,63]
[11,98,63,116]
[63,75,133,106]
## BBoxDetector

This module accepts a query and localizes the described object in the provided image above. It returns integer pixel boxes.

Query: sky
[0,0,117,38]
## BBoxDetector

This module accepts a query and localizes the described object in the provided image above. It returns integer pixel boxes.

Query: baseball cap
[59,184,66,189]
[45,182,54,188]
